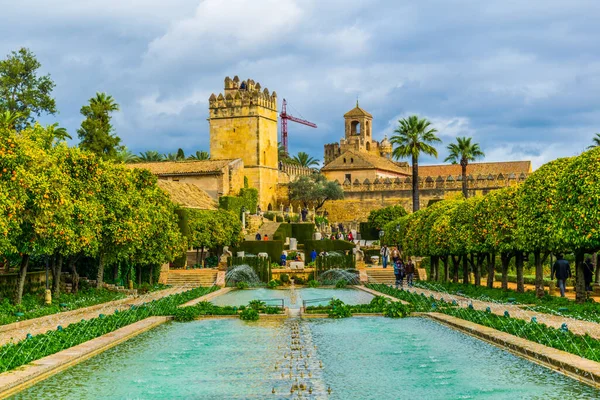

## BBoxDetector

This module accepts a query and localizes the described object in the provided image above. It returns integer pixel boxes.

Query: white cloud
[138,90,209,116]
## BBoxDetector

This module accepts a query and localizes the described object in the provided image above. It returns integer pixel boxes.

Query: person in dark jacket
[551,254,571,297]
[584,257,595,292]
[255,233,262,241]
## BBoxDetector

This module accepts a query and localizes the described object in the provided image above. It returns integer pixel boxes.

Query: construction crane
[280,98,317,155]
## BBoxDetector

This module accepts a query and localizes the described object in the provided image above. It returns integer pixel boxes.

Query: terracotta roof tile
[156,180,217,210]
[321,150,410,176]
[343,106,373,118]
[127,159,239,175]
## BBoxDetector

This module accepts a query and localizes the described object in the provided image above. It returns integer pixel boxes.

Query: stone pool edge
[0,287,233,399]
[424,312,600,389]
[0,316,171,399]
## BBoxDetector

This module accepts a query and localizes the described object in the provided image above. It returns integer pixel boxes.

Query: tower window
[350,158,354,163]
[366,142,371,151]
[343,158,346,163]
[351,120,361,135]
[345,174,351,182]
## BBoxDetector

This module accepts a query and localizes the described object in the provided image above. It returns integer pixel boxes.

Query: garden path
[0,287,190,346]
[409,286,600,340]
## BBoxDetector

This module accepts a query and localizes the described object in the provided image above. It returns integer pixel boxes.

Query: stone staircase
[167,269,218,287]
[245,220,281,241]
[366,268,421,284]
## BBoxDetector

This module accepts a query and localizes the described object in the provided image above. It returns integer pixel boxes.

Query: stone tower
[343,101,374,153]
[209,76,279,209]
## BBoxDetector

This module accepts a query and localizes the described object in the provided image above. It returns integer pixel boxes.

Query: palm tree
[47,123,72,142]
[391,115,441,212]
[0,111,23,130]
[444,137,485,199]
[137,150,163,162]
[176,148,185,160]
[278,142,289,161]
[163,152,178,161]
[291,152,319,167]
[115,148,138,163]
[588,133,600,149]
[187,150,210,160]
[90,92,119,119]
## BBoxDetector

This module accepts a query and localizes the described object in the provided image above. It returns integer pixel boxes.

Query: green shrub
[383,302,412,318]
[236,281,249,289]
[174,307,200,322]
[280,273,290,284]
[335,279,348,288]
[307,280,320,288]
[248,300,266,310]
[276,215,284,222]
[273,223,292,241]
[293,276,305,285]
[292,223,315,243]
[370,296,388,309]
[267,279,281,289]
[264,306,281,314]
[232,240,284,263]
[264,212,275,221]
[359,222,380,240]
[327,299,352,319]
[240,308,259,321]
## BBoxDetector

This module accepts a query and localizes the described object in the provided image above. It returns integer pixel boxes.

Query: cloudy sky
[3,0,600,168]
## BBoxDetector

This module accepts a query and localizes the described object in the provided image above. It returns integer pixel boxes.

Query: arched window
[350,158,354,163]
[366,142,371,151]
[366,121,370,136]
[268,203,273,211]
[343,158,346,163]
[351,120,360,135]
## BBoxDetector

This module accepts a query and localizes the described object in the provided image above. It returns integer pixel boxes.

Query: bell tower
[343,101,374,153]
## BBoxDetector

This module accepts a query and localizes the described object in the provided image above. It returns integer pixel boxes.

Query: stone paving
[409,285,600,340]
[0,286,191,346]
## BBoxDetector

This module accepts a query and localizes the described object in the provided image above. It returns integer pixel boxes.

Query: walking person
[393,259,402,289]
[406,259,415,287]
[551,254,571,298]
[348,231,354,242]
[255,232,262,241]
[584,257,595,292]
[380,245,389,269]
[310,249,317,263]
[263,234,269,241]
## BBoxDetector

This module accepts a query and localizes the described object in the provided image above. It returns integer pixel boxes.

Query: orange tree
[187,209,243,266]
[447,198,481,284]
[428,201,460,281]
[516,158,572,297]
[557,147,600,303]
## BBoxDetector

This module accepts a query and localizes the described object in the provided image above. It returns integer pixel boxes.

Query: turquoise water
[14,317,600,399]
[210,287,374,308]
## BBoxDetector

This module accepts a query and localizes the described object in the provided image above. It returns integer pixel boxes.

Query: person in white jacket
[380,245,389,268]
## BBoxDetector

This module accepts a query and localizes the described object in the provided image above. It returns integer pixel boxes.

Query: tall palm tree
[0,111,23,130]
[187,150,210,160]
[391,115,441,212]
[137,150,163,162]
[115,148,138,163]
[291,151,319,167]
[47,122,72,142]
[445,137,485,199]
[90,92,119,119]
[176,148,185,160]
[588,133,600,149]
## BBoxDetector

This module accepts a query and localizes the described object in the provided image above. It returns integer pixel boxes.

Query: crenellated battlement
[336,172,529,192]
[208,76,278,118]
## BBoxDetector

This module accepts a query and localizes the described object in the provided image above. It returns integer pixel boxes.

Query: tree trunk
[442,256,449,282]
[412,154,420,212]
[534,250,545,298]
[15,254,30,304]
[149,264,154,285]
[52,255,63,298]
[461,160,468,199]
[462,255,469,284]
[575,251,586,304]
[113,263,119,283]
[451,255,460,283]
[96,254,105,289]
[429,257,436,282]
[501,252,510,290]
[515,251,524,293]
[69,257,79,294]
[201,247,205,268]
[594,252,600,284]
[137,265,142,287]
[433,256,439,281]
[3,258,8,273]
[474,254,483,286]
[486,252,496,288]
[196,248,200,267]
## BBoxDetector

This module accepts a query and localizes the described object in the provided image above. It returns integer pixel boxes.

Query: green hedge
[292,223,315,243]
[228,256,272,282]
[218,187,258,215]
[493,273,570,287]
[359,222,379,240]
[273,223,292,241]
[233,240,284,263]
[303,239,355,260]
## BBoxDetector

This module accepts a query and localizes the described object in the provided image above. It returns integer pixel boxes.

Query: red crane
[280,98,317,154]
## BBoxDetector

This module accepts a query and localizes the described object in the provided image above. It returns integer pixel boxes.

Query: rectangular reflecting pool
[210,287,375,308]
[13,317,600,399]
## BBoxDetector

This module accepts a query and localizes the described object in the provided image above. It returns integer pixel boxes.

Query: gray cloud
[2,0,600,168]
